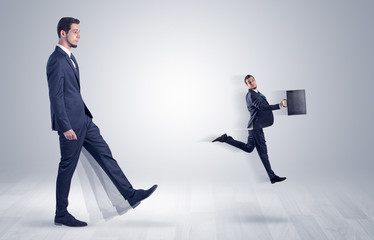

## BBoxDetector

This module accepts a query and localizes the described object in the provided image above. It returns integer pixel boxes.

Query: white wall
[1,0,373,187]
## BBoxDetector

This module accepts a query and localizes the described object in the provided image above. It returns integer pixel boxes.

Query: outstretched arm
[247,93,281,111]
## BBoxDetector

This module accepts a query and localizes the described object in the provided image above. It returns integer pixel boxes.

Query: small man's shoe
[54,213,87,227]
[128,184,158,208]
[212,134,228,142]
[270,176,287,184]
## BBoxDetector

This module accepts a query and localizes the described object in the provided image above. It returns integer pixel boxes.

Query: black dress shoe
[54,213,87,227]
[212,133,228,142]
[128,184,158,208]
[270,176,287,184]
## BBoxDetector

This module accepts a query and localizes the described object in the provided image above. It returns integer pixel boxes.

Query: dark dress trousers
[226,89,280,179]
[47,46,135,216]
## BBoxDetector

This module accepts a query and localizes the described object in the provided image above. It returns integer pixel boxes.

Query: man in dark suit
[47,17,157,227]
[213,75,287,184]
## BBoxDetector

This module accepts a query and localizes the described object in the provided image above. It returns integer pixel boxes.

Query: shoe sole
[212,136,222,142]
[131,201,141,209]
[271,179,287,184]
[54,222,87,227]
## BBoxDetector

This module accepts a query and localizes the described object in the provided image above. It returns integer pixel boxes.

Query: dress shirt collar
[57,44,72,57]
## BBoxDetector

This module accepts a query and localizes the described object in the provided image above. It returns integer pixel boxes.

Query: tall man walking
[213,75,287,184]
[47,17,157,227]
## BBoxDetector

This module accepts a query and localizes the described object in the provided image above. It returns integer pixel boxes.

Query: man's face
[246,76,257,89]
[66,23,80,48]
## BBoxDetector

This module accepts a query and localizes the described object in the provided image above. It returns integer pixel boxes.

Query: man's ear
[60,30,66,38]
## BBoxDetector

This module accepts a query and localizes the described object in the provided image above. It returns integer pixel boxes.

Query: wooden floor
[1,171,374,240]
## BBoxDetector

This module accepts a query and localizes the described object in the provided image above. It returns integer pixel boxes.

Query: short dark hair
[244,75,253,84]
[57,17,80,38]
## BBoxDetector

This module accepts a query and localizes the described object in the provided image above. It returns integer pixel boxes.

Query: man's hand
[63,129,77,140]
[279,99,287,108]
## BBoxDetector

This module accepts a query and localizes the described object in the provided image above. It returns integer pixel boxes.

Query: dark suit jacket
[47,46,92,132]
[246,89,280,129]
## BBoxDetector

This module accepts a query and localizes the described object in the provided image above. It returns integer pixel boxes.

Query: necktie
[70,54,77,69]
[258,91,267,100]
[70,53,80,89]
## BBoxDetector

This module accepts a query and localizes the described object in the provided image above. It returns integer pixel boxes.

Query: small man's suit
[225,89,280,179]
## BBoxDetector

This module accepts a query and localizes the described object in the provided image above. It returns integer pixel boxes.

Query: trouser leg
[225,134,255,153]
[251,129,275,179]
[56,126,87,216]
[82,118,135,199]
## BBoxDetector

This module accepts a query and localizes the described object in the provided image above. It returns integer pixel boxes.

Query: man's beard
[67,39,78,48]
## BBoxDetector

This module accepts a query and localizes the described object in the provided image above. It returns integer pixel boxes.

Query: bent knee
[245,146,255,153]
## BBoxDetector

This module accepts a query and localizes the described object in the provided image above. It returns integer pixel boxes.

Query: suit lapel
[261,94,269,104]
[250,89,269,104]
[64,54,80,87]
